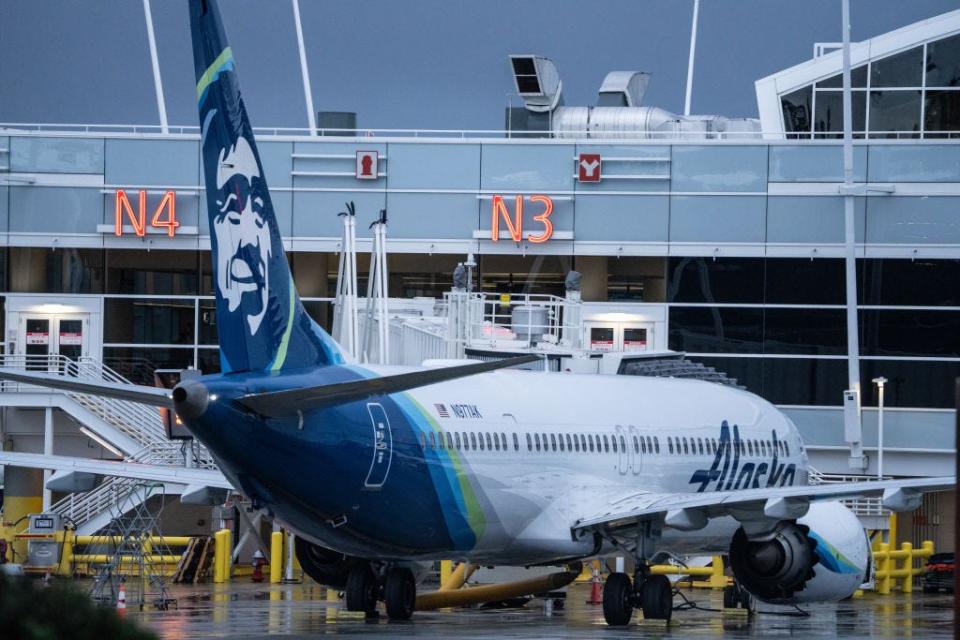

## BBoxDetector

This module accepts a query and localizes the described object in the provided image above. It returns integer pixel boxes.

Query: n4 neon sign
[491,194,553,243]
[114,190,180,237]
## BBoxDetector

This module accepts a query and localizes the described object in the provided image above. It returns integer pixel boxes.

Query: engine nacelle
[294,537,360,589]
[730,501,869,604]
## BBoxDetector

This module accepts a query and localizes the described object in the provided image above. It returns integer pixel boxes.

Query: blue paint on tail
[190,0,343,373]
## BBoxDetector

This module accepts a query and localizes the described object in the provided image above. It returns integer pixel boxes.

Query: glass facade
[667,256,960,408]
[782,34,960,138]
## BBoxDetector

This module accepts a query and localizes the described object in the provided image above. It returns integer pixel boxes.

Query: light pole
[873,376,887,479]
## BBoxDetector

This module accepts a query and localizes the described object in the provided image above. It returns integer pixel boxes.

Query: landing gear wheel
[723,583,754,613]
[345,564,377,613]
[384,567,416,621]
[602,572,633,626]
[639,574,672,622]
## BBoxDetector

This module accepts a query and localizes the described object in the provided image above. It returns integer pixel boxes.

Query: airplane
[0,0,953,625]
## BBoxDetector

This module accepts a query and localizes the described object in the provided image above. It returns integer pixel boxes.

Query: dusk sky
[1,1,956,130]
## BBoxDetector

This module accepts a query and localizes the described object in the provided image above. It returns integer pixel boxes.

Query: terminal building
[0,10,956,550]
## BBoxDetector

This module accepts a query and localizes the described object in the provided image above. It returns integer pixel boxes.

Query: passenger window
[470,433,477,450]
[493,433,500,451]
[559,434,566,452]
[574,435,581,452]
[683,437,690,455]
[633,436,639,454]
[454,432,461,449]
[580,435,587,452]
[501,433,507,451]
[429,432,436,449]
[640,437,646,454]
[565,434,573,451]
[668,438,674,454]
[550,433,557,452]
[526,433,532,451]
[587,435,593,452]
[513,433,519,451]
[484,433,492,450]
[420,433,427,449]
[534,433,541,452]
[654,437,660,454]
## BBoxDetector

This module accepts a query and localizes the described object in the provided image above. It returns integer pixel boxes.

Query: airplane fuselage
[183,365,808,565]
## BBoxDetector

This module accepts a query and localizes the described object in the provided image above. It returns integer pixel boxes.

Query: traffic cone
[117,580,127,614]
[587,568,603,605]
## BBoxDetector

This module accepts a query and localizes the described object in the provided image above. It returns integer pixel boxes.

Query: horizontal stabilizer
[236,354,541,417]
[0,368,174,408]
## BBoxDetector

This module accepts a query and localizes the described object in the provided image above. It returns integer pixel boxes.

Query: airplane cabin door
[364,403,393,490]
[628,425,642,475]
[615,425,628,475]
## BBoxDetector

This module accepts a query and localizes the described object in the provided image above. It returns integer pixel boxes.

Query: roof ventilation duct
[506,55,760,139]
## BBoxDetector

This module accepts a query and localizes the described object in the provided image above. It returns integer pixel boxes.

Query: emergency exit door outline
[578,153,601,182]
[356,150,379,180]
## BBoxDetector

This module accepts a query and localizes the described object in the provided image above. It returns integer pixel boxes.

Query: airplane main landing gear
[345,564,378,614]
[601,568,673,625]
[344,562,418,620]
[383,567,416,621]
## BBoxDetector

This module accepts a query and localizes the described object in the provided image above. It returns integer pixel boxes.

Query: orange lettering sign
[490,194,554,243]
[115,190,179,237]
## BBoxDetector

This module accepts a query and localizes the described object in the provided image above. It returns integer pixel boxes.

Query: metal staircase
[0,354,217,534]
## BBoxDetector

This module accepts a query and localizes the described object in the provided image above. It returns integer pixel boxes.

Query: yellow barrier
[650,556,729,589]
[73,535,192,547]
[270,531,284,584]
[213,529,232,584]
[872,540,934,595]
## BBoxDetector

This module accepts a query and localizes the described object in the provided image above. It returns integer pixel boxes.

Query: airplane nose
[173,379,210,420]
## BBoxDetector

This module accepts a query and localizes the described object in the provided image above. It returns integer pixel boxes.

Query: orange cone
[117,581,127,613]
[587,568,603,605]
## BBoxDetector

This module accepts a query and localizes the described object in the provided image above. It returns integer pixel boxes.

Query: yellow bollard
[900,542,913,594]
[440,560,453,587]
[213,529,232,583]
[878,542,891,595]
[704,555,728,589]
[270,531,284,584]
[888,512,897,549]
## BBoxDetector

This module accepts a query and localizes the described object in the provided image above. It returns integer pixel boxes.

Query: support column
[43,408,53,510]
[577,256,608,302]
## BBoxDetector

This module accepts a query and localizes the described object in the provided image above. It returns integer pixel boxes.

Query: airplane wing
[573,476,955,536]
[0,451,231,489]
[235,354,541,417]
[0,368,173,407]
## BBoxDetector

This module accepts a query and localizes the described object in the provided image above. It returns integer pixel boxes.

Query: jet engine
[294,537,361,589]
[729,501,869,604]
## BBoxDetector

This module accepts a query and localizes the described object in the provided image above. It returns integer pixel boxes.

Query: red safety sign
[578,153,601,183]
[355,150,378,180]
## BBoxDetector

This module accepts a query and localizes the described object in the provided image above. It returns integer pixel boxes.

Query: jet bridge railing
[444,292,581,352]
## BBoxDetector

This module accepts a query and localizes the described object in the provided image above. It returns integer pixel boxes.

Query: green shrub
[0,576,156,640]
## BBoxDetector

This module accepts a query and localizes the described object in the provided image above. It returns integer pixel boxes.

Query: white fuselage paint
[363,367,809,565]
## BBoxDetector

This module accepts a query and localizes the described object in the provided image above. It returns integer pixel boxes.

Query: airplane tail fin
[190,0,343,373]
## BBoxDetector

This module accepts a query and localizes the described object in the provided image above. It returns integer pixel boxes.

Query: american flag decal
[435,403,449,418]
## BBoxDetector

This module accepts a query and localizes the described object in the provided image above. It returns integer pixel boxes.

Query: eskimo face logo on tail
[688,421,796,493]
[213,137,271,335]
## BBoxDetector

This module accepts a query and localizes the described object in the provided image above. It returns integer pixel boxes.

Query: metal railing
[808,467,891,518]
[0,353,215,531]
[446,291,581,352]
[3,122,960,141]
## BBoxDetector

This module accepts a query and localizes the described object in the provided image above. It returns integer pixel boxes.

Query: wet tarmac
[124,581,956,639]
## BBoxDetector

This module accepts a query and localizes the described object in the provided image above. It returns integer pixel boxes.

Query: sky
[0,0,957,131]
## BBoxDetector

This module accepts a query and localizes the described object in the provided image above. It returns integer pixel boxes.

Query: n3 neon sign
[490,194,553,243]
[114,190,180,237]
